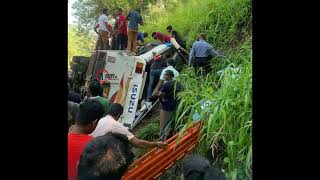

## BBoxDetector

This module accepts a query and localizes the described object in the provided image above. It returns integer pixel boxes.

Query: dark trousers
[111,35,118,50]
[193,57,212,76]
[117,34,128,50]
[147,68,163,100]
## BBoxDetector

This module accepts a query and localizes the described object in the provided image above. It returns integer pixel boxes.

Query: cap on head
[165,70,174,78]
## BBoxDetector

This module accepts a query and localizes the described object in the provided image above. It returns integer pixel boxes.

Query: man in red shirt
[115,8,128,50]
[68,99,105,180]
[152,32,189,63]
[151,32,171,43]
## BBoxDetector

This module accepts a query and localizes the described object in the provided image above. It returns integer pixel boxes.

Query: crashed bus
[69,42,186,130]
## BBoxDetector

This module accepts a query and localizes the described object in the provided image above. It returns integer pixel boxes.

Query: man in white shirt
[91,103,167,149]
[152,58,179,97]
[94,8,110,50]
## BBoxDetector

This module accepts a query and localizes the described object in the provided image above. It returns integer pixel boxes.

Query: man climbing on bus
[151,58,179,100]
[152,31,189,63]
[166,25,186,49]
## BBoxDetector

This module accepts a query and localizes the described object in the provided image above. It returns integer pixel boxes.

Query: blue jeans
[147,68,163,100]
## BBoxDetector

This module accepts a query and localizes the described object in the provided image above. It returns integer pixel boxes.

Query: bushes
[141,0,252,179]
[174,41,252,179]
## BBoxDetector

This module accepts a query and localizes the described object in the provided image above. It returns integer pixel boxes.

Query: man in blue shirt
[126,9,143,53]
[189,33,223,76]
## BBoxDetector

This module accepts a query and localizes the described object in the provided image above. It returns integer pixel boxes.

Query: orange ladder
[122,121,201,180]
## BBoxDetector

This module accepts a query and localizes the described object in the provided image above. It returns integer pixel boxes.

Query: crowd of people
[68,96,167,180]
[69,6,226,180]
[68,64,224,179]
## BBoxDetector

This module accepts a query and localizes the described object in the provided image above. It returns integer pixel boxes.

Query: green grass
[140,0,252,179]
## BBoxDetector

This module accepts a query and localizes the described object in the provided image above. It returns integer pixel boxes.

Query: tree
[72,0,158,32]
[68,24,96,67]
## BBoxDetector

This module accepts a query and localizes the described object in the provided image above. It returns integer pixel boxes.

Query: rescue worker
[152,32,189,64]
[137,32,148,45]
[166,25,186,49]
[189,33,223,76]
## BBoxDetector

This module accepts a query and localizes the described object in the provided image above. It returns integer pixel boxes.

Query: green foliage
[141,0,252,179]
[173,41,252,179]
[135,120,160,141]
[72,0,162,32]
[68,25,95,67]
[141,0,251,51]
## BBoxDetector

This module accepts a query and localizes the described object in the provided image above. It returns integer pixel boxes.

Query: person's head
[199,33,206,40]
[181,155,226,180]
[102,8,108,15]
[89,81,102,97]
[143,32,148,38]
[108,103,124,120]
[117,8,123,15]
[113,12,118,18]
[152,32,157,40]
[167,58,175,67]
[135,8,141,13]
[166,25,173,33]
[76,99,105,133]
[78,132,134,180]
[164,70,174,81]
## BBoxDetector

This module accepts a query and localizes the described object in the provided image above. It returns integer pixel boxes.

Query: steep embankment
[138,0,252,179]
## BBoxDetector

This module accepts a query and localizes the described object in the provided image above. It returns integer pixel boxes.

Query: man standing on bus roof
[115,8,128,50]
[94,8,110,50]
[127,8,143,53]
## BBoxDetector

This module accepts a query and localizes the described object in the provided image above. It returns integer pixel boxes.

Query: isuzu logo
[128,84,138,113]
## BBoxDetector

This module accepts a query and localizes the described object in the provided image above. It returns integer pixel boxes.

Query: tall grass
[174,41,252,179]
[141,0,252,179]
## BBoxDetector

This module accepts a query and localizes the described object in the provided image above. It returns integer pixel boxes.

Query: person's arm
[207,44,223,58]
[189,44,195,66]
[126,12,131,20]
[139,15,144,25]
[116,16,125,31]
[129,137,167,148]
[152,79,164,97]
[172,31,177,38]
[105,21,109,32]
[94,24,99,34]
[158,90,163,97]
[152,68,166,96]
